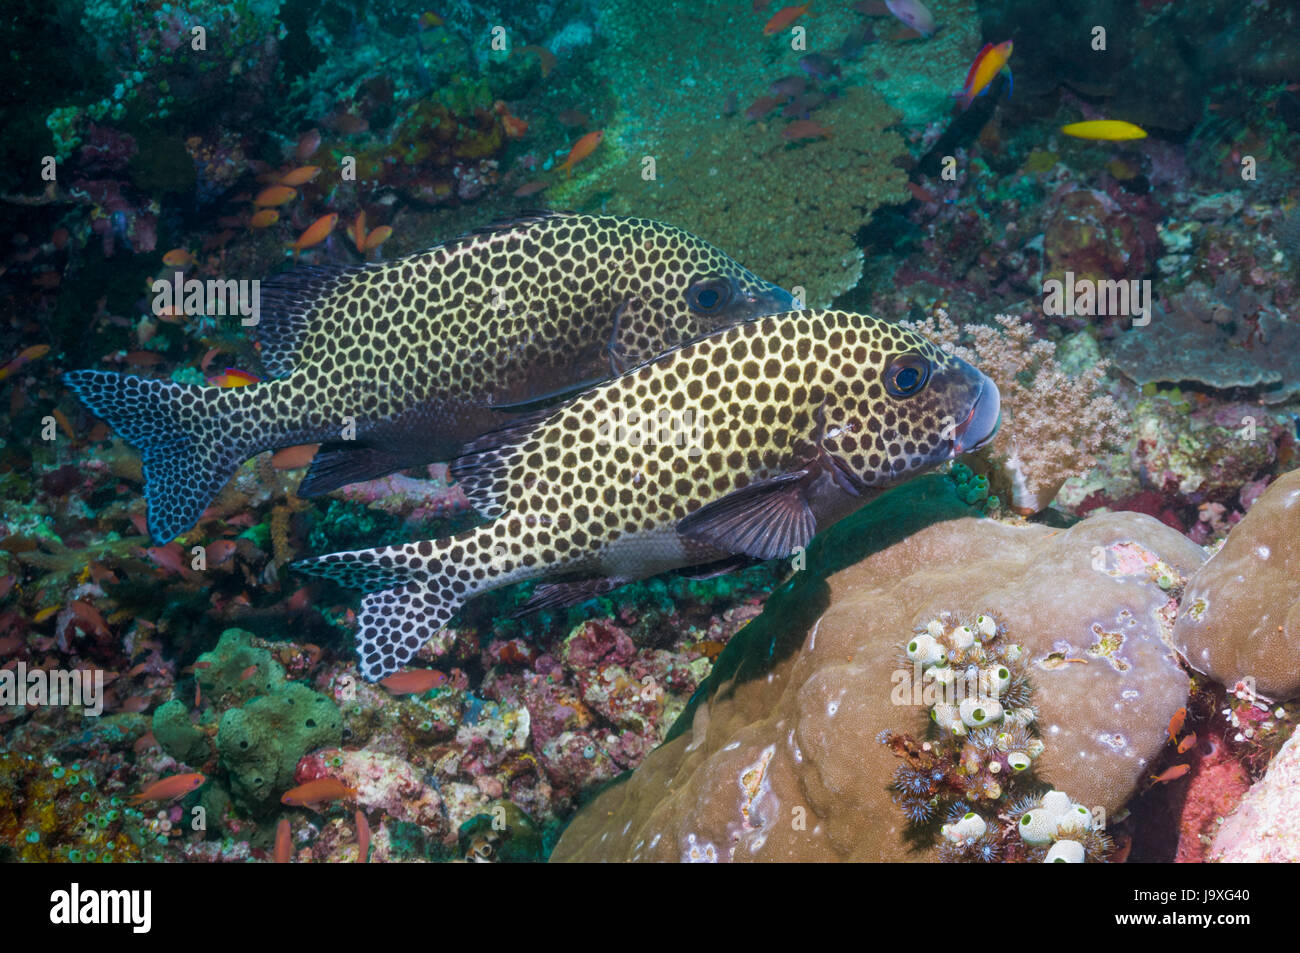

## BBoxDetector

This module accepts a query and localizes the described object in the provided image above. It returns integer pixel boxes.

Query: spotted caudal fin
[63,370,259,544]
[293,542,465,681]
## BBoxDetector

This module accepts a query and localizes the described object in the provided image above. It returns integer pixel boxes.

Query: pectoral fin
[677,471,816,561]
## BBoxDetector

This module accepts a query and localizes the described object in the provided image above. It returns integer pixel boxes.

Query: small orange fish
[122,350,165,367]
[763,2,810,35]
[380,669,447,695]
[351,210,368,253]
[281,778,358,809]
[239,664,259,681]
[272,444,320,470]
[0,345,50,382]
[128,772,207,804]
[278,165,321,187]
[954,40,1013,110]
[33,605,61,623]
[560,130,604,177]
[255,185,297,208]
[132,732,159,755]
[518,44,556,77]
[513,181,548,198]
[1150,763,1191,784]
[274,817,292,863]
[418,11,444,29]
[355,809,370,863]
[162,248,195,268]
[206,367,260,388]
[249,209,280,229]
[1177,732,1197,754]
[292,213,338,255]
[362,225,392,251]
[145,543,187,574]
[1167,707,1186,742]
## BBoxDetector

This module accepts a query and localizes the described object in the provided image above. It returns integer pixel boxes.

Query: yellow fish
[1061,120,1148,141]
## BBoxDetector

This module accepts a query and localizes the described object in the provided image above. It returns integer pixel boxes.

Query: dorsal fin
[256,263,365,378]
[468,209,576,236]
[449,406,559,518]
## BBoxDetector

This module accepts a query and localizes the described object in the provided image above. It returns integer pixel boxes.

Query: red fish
[518,44,556,77]
[239,664,259,681]
[206,539,238,566]
[380,669,447,695]
[295,129,322,162]
[128,772,207,804]
[512,181,548,198]
[745,95,782,120]
[1167,707,1186,742]
[355,809,370,863]
[782,119,831,140]
[1177,732,1197,754]
[206,368,260,388]
[271,444,320,470]
[763,3,810,35]
[281,778,358,809]
[954,41,1013,110]
[1150,763,1190,784]
[274,817,292,863]
[559,131,603,177]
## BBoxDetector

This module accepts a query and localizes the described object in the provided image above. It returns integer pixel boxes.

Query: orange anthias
[255,185,297,207]
[281,778,358,809]
[763,3,810,35]
[560,130,603,177]
[128,772,207,804]
[292,213,338,256]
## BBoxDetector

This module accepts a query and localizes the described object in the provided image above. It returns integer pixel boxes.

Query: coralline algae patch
[0,750,161,862]
[552,502,1208,862]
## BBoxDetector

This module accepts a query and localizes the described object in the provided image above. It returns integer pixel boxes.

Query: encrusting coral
[901,310,1129,513]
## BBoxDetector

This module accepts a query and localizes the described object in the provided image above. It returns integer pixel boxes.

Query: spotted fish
[295,310,1001,680]
[63,212,794,544]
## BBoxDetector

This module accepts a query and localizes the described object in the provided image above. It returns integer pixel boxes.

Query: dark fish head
[653,223,795,336]
[818,315,1000,487]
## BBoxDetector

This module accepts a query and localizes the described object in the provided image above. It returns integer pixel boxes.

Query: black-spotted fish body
[63,212,794,545]
[296,310,1001,681]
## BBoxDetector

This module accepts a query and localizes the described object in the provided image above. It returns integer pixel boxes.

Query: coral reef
[1211,725,1300,862]
[901,310,1129,513]
[1174,468,1300,701]
[552,475,1203,861]
[1111,276,1300,403]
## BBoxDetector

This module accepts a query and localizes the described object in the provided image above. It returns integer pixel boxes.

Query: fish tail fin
[1003,67,1013,100]
[294,533,491,681]
[63,370,266,544]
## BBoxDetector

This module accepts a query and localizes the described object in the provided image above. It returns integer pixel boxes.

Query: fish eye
[687,277,733,313]
[884,353,931,398]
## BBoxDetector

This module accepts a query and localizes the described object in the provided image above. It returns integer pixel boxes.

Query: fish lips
[950,375,1001,456]
[749,284,797,316]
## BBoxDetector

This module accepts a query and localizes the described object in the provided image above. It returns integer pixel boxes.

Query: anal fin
[297,442,423,496]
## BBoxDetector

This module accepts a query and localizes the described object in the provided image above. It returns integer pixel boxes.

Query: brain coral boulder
[1174,468,1300,700]
[552,477,1205,862]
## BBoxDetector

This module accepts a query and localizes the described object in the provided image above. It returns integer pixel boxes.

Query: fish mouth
[951,376,1001,455]
[748,284,797,316]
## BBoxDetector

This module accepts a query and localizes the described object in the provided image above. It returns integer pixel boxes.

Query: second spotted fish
[296,310,1001,680]
[64,212,793,544]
